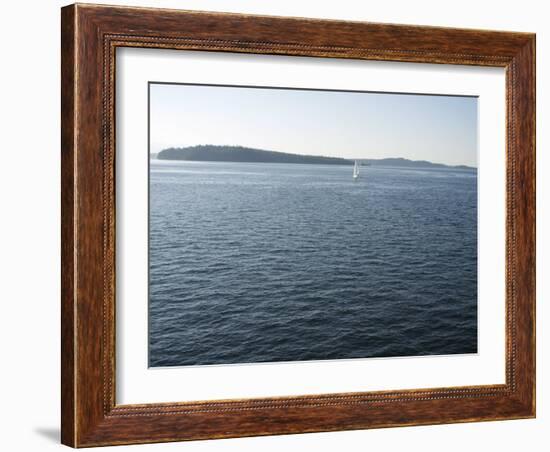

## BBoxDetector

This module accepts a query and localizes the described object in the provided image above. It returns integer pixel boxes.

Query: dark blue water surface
[149,160,477,367]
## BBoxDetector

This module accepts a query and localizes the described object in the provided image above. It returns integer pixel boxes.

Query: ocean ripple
[149,161,477,367]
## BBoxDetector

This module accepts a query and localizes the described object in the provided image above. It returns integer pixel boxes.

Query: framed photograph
[61,4,535,447]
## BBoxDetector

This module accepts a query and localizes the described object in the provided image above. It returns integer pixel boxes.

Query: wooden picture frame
[61,3,535,447]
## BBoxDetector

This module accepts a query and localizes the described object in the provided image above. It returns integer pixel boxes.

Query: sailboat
[352,160,360,181]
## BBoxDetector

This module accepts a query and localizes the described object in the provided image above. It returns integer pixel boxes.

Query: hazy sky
[149,83,478,167]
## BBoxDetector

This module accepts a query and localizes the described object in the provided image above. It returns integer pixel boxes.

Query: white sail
[353,160,359,180]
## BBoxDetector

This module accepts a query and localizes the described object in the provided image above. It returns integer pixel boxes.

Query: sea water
[148,160,477,367]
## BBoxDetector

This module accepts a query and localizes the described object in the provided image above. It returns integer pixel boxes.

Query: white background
[0,1,546,451]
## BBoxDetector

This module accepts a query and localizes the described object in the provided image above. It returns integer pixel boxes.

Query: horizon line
[150,145,477,169]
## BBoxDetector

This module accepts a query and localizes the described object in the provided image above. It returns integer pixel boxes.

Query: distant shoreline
[152,145,477,171]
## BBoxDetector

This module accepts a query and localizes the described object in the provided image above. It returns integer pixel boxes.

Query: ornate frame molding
[62,4,535,447]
